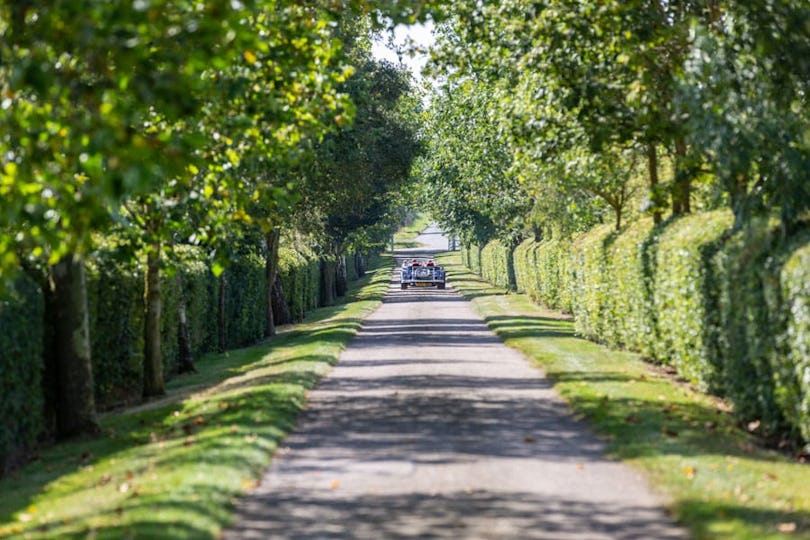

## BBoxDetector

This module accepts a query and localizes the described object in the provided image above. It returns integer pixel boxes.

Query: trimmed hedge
[462,243,483,275]
[569,224,614,342]
[278,245,321,323]
[469,211,810,446]
[781,240,810,442]
[652,212,733,389]
[87,252,147,409]
[480,239,516,290]
[0,276,44,473]
[1,240,341,470]
[222,253,266,349]
[712,222,810,438]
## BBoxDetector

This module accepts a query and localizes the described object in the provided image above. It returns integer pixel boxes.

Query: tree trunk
[176,275,196,374]
[320,258,336,306]
[532,224,544,242]
[44,254,99,438]
[730,173,749,228]
[647,143,663,225]
[143,244,165,398]
[264,229,281,338]
[271,273,292,326]
[354,251,366,278]
[217,274,226,352]
[335,255,348,297]
[672,138,692,215]
[614,204,623,231]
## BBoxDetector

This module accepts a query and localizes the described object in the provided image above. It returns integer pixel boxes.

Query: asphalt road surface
[225,225,685,540]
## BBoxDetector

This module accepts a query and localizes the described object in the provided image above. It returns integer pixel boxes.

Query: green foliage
[781,240,810,443]
[601,219,657,355]
[0,276,43,472]
[462,244,483,276]
[569,225,614,342]
[712,222,810,440]
[177,250,219,361]
[480,240,516,291]
[278,245,321,323]
[475,211,810,446]
[222,253,266,349]
[86,251,145,409]
[651,211,734,388]
[86,245,219,408]
[0,257,393,538]
[417,79,531,245]
[441,248,810,539]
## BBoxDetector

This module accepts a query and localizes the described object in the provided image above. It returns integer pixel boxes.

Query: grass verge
[0,256,394,539]
[393,212,432,249]
[438,250,810,540]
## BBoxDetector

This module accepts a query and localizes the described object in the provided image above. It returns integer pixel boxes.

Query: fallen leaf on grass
[778,522,797,533]
[624,414,640,424]
[241,479,260,490]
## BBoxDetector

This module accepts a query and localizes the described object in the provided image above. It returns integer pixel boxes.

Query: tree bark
[44,254,99,438]
[176,274,196,374]
[647,143,663,225]
[143,244,165,398]
[320,258,336,306]
[672,138,692,215]
[217,274,226,352]
[335,255,348,297]
[271,273,292,326]
[264,229,281,338]
[354,251,366,278]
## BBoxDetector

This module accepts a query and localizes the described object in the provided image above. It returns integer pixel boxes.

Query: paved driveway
[225,226,685,539]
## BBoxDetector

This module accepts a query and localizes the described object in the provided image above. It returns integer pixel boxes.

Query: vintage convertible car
[400,258,446,289]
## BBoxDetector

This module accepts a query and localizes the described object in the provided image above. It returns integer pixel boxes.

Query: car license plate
[415,282,432,287]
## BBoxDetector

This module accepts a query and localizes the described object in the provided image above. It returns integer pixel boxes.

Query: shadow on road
[230,489,682,539]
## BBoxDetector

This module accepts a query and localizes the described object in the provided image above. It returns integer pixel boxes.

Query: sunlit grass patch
[0,256,394,539]
[393,212,431,249]
[439,250,810,540]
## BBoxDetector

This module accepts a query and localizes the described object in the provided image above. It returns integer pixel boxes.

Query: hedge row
[0,276,44,473]
[480,240,516,290]
[476,210,810,445]
[1,242,341,470]
[461,243,483,275]
[278,245,321,322]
